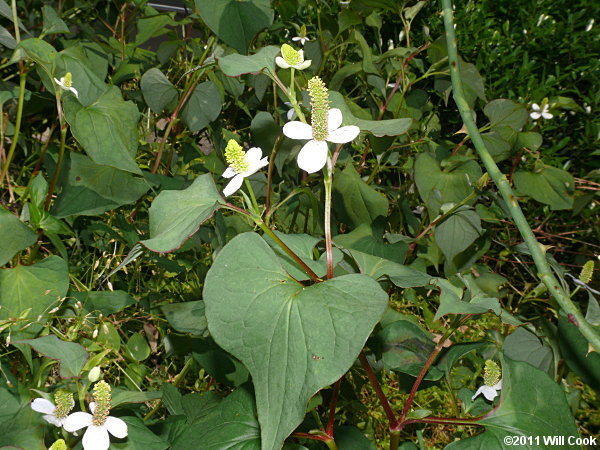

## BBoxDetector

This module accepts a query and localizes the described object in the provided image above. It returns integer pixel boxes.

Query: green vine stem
[440,0,600,352]
[323,159,334,279]
[0,71,26,188]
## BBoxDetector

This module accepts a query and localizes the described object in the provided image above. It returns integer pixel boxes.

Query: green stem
[323,159,334,279]
[0,71,26,187]
[390,431,401,450]
[244,178,260,214]
[441,0,600,352]
[144,357,194,421]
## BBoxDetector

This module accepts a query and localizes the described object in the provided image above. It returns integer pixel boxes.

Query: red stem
[358,351,397,427]
[326,378,342,436]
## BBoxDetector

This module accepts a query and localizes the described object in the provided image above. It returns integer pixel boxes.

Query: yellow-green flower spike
[53,389,74,420]
[307,76,329,141]
[225,139,249,173]
[92,380,112,426]
[62,72,73,88]
[579,260,594,285]
[281,44,302,67]
[483,360,501,387]
[49,439,67,450]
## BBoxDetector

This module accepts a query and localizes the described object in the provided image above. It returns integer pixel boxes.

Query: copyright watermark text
[503,435,597,446]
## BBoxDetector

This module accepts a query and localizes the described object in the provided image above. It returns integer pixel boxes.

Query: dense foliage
[0,0,598,449]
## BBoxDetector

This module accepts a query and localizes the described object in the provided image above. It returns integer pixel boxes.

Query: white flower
[54,73,79,98]
[64,402,128,450]
[292,36,309,46]
[585,18,594,32]
[275,44,311,70]
[530,103,553,120]
[31,398,67,427]
[283,108,360,173]
[472,379,502,401]
[222,146,268,197]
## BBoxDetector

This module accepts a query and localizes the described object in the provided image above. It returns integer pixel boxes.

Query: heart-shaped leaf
[0,207,37,266]
[16,335,88,379]
[140,174,223,253]
[204,232,388,449]
[195,0,274,54]
[447,357,580,449]
[218,45,281,77]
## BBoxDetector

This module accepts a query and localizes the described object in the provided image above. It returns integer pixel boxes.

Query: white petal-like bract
[297,140,328,173]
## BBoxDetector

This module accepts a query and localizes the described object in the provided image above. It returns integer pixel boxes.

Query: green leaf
[263,231,343,280]
[161,301,208,335]
[141,68,178,113]
[181,81,222,132]
[345,249,433,287]
[195,0,274,54]
[484,99,528,132]
[172,387,260,449]
[437,342,487,375]
[329,91,412,136]
[51,153,149,218]
[54,45,109,106]
[335,426,378,449]
[16,335,88,379]
[204,232,388,449]
[111,388,162,408]
[558,312,600,391]
[332,164,389,228]
[0,25,16,49]
[0,402,44,449]
[113,416,169,450]
[72,290,136,315]
[458,60,486,107]
[447,358,580,449]
[16,38,56,76]
[435,207,482,263]
[481,131,512,163]
[433,278,501,321]
[218,45,281,76]
[63,86,141,174]
[503,328,554,376]
[379,318,444,380]
[513,166,575,210]
[0,256,69,321]
[126,332,151,362]
[514,132,542,152]
[42,5,70,35]
[414,153,481,217]
[0,207,36,266]
[136,7,176,45]
[333,224,409,265]
[192,338,250,387]
[141,174,222,253]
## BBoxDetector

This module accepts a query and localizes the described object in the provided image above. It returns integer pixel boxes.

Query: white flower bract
[275,45,311,70]
[54,76,79,99]
[31,398,67,427]
[471,379,502,401]
[292,36,309,46]
[282,108,360,173]
[222,147,268,197]
[530,103,553,120]
[63,402,128,450]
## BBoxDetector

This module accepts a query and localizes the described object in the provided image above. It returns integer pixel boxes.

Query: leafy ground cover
[0,0,598,449]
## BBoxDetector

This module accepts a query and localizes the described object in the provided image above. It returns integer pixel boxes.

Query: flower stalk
[441,0,600,352]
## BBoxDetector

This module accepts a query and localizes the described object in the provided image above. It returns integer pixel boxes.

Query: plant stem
[323,159,334,279]
[264,136,283,218]
[44,124,67,211]
[0,71,26,187]
[326,378,341,436]
[255,221,321,283]
[244,178,260,214]
[143,356,194,421]
[394,322,458,430]
[358,351,397,426]
[441,0,600,352]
